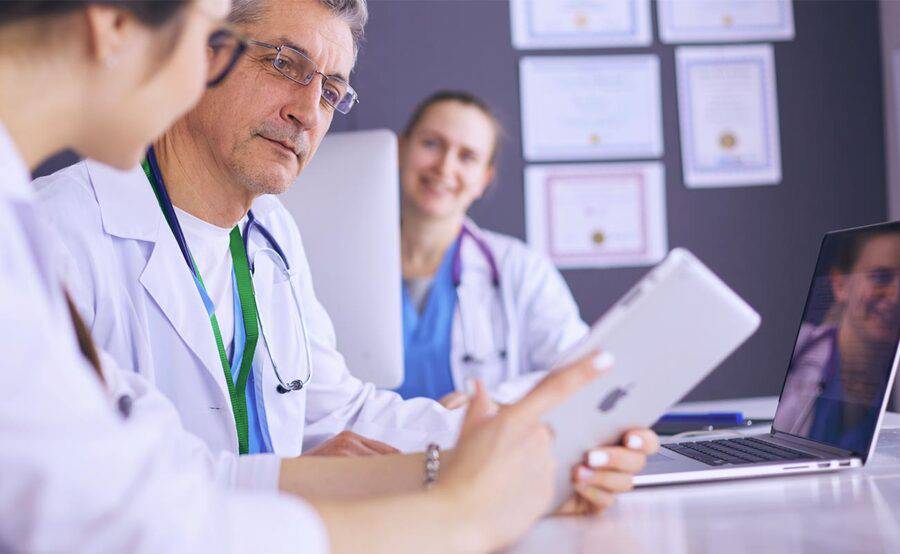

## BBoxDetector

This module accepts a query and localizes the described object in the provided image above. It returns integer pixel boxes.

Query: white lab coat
[0,124,328,552]
[33,160,461,459]
[450,220,589,403]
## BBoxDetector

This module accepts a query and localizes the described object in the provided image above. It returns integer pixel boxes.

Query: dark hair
[402,90,504,166]
[831,226,900,274]
[0,1,189,27]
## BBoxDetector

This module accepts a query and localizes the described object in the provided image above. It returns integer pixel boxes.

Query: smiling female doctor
[396,90,593,407]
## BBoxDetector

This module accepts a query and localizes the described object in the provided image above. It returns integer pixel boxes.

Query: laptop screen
[773,222,900,455]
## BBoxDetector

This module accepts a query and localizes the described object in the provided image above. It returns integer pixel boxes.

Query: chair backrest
[279,129,404,389]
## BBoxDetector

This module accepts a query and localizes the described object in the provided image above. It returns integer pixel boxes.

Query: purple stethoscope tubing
[449,224,508,364]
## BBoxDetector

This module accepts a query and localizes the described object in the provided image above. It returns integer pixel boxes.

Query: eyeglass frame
[246,39,359,115]
[206,23,248,88]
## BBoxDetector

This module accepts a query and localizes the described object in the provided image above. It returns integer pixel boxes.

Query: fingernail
[464,378,476,395]
[593,352,615,371]
[626,435,644,450]
[576,466,595,482]
[587,450,609,468]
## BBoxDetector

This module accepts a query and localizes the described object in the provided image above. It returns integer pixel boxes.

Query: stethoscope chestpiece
[276,380,305,394]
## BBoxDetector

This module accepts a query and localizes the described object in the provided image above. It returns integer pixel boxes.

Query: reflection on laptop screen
[773,223,900,455]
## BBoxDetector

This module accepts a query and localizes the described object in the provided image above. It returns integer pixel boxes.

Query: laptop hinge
[765,431,856,458]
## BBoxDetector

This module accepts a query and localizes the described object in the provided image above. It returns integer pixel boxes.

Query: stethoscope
[450,224,510,365]
[145,148,312,394]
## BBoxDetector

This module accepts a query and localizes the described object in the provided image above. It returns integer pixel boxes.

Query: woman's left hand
[554,428,660,516]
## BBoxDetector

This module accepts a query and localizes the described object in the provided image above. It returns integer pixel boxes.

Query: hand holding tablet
[544,249,761,506]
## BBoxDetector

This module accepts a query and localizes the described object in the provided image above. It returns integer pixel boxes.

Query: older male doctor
[35,0,459,459]
[35,0,656,508]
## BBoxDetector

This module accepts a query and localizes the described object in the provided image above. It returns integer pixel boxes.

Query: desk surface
[508,397,900,554]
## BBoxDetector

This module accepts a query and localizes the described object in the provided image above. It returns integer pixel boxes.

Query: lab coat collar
[87,158,232,402]
[87,157,282,240]
[0,121,34,202]
[86,159,162,241]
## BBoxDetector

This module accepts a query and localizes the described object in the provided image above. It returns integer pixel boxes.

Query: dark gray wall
[35,0,888,401]
[340,0,887,401]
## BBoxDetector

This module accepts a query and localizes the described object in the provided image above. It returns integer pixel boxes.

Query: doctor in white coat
[34,0,459,458]
[396,90,592,406]
[33,0,655,512]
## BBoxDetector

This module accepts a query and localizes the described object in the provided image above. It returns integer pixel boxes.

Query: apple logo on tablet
[597,384,634,413]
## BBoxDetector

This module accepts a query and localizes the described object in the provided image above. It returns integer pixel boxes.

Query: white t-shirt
[174,207,246,352]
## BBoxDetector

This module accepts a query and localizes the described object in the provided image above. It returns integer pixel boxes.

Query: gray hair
[229,0,368,56]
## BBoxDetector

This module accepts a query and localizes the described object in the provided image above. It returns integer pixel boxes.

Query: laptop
[636,221,900,486]
[278,130,404,389]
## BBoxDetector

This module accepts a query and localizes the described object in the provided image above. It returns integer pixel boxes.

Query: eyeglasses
[247,39,359,115]
[207,26,247,87]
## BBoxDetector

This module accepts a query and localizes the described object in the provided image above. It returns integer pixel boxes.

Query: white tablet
[545,248,760,504]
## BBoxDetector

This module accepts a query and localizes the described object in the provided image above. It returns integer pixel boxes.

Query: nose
[435,147,456,178]
[280,75,325,131]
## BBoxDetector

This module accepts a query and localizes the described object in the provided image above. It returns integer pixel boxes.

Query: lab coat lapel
[87,160,232,403]
[138,210,232,403]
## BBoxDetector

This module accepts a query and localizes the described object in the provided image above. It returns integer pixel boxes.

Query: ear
[83,4,130,68]
[831,269,850,304]
[474,165,496,200]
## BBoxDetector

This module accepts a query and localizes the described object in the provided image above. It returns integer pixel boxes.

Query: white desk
[508,397,900,553]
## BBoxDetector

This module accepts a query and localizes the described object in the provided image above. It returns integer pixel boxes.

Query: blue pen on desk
[659,412,745,425]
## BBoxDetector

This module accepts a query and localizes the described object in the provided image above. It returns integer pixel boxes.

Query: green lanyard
[142,159,259,455]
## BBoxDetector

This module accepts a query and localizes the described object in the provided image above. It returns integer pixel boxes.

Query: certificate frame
[525,161,668,269]
[519,55,664,162]
[546,172,650,262]
[676,45,782,187]
[510,0,652,50]
[658,0,795,44]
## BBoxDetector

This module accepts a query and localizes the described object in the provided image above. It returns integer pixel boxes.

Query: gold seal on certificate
[722,14,734,27]
[719,132,737,150]
[589,133,602,145]
[574,11,589,29]
[592,230,606,246]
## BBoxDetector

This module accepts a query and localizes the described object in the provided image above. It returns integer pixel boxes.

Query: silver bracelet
[424,443,441,489]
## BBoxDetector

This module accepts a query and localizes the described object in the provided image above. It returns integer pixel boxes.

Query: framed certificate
[525,161,667,269]
[510,0,652,49]
[658,0,794,44]
[676,45,782,187]
[520,55,663,162]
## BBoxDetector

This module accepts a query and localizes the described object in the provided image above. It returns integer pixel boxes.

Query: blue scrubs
[394,241,459,401]
[807,340,881,455]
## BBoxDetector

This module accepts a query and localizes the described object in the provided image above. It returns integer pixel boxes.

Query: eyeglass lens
[272,48,357,114]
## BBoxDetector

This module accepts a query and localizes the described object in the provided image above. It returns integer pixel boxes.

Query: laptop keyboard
[662,437,821,466]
